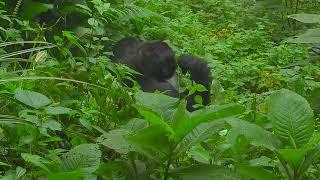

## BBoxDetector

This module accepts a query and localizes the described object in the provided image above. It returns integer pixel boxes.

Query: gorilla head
[112,38,177,82]
[136,41,177,81]
[112,37,142,62]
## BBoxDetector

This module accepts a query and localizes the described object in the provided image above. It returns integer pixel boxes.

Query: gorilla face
[138,41,177,82]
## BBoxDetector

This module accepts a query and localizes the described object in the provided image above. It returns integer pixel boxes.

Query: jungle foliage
[0,0,320,179]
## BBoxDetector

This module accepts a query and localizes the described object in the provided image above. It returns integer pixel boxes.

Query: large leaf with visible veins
[268,89,314,148]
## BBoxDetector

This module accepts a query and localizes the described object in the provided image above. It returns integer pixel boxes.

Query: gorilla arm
[178,55,212,111]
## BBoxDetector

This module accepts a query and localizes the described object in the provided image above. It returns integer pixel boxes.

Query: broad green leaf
[48,170,84,180]
[23,0,53,20]
[227,118,282,150]
[195,84,207,92]
[126,125,172,162]
[135,91,179,121]
[187,145,211,164]
[249,156,276,167]
[174,104,244,142]
[135,106,173,134]
[79,118,93,130]
[268,89,314,148]
[44,106,73,115]
[88,18,98,26]
[43,120,62,131]
[304,133,320,151]
[60,144,101,174]
[171,101,189,134]
[287,28,320,43]
[0,175,16,180]
[19,135,34,146]
[97,129,133,154]
[191,104,244,123]
[277,149,306,170]
[288,14,320,24]
[237,165,281,180]
[15,89,51,109]
[194,95,203,105]
[170,165,241,180]
[121,118,148,132]
[231,134,250,156]
[135,106,166,126]
[21,153,51,173]
[96,161,127,179]
[174,119,226,155]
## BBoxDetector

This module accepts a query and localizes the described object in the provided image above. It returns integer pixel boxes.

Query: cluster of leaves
[0,0,320,179]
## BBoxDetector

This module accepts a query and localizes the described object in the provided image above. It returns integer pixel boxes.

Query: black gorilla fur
[112,37,212,111]
[179,55,212,111]
[113,37,177,81]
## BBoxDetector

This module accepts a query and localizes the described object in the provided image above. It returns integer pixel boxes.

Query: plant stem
[164,152,173,180]
[129,152,138,180]
[252,93,257,122]
[293,0,300,30]
[284,0,291,28]
[295,0,299,14]
[277,153,294,180]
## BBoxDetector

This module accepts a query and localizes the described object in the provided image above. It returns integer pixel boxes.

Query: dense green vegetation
[0,0,320,179]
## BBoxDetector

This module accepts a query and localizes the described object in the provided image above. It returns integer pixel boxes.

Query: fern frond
[105,5,162,23]
[13,0,23,16]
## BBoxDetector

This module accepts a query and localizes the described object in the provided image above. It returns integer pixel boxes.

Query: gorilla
[112,37,212,111]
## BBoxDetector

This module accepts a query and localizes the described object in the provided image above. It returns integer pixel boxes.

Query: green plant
[1,0,320,179]
[98,92,245,179]
[222,89,317,180]
[287,13,320,44]
[1,144,102,179]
